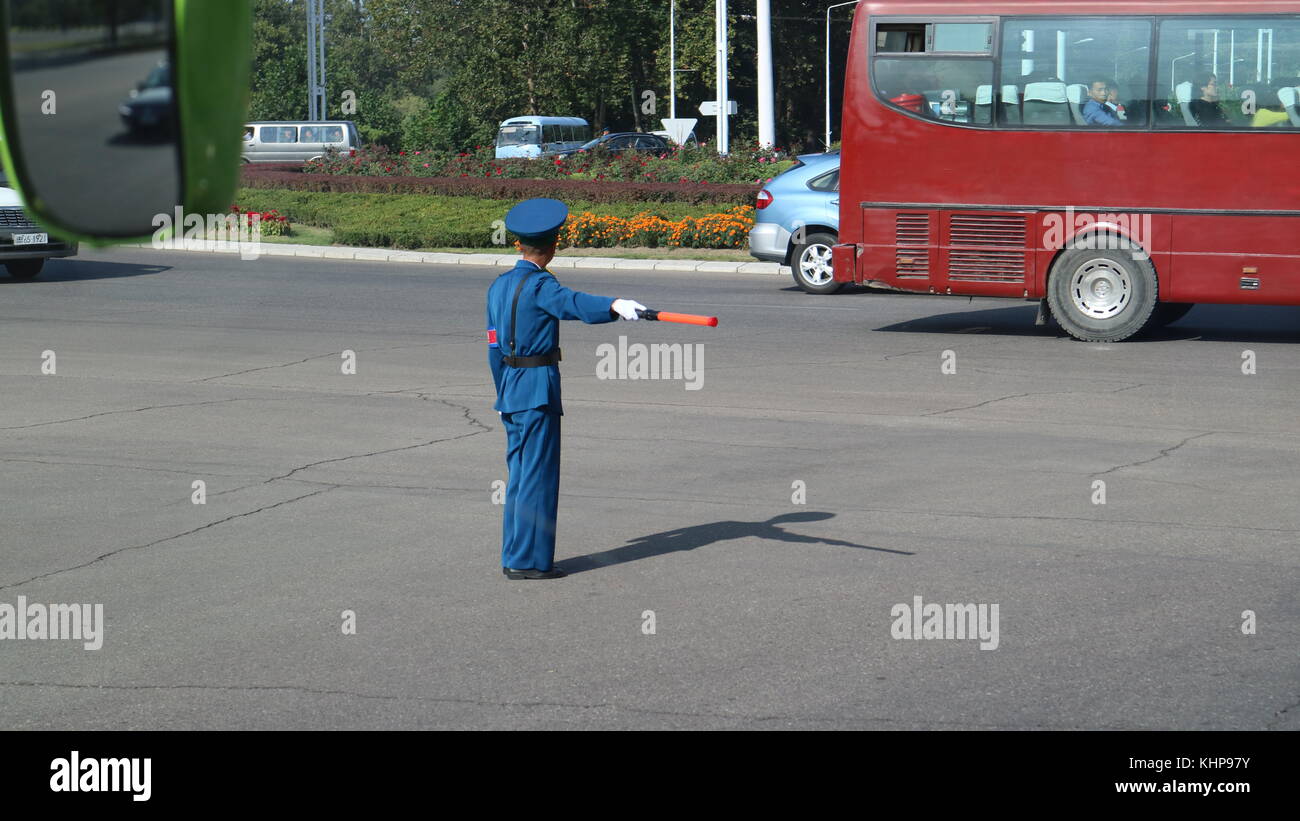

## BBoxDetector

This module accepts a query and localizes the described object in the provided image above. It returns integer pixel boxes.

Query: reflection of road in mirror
[6,1,176,235]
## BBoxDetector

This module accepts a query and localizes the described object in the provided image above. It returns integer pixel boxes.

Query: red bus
[833,1,1300,341]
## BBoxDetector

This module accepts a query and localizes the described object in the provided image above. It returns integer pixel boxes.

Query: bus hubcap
[800,245,833,286]
[1070,259,1131,320]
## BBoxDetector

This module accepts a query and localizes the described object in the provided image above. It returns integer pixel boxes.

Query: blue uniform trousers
[500,407,562,571]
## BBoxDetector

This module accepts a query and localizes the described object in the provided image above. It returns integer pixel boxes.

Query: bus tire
[1148,302,1195,328]
[1047,243,1157,343]
[791,231,842,294]
[5,259,44,280]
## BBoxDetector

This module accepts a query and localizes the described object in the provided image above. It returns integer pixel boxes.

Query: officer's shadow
[557,511,912,575]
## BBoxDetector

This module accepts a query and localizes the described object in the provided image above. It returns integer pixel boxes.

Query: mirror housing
[0,0,251,242]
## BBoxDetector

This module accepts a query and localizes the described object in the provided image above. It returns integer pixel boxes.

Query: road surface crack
[1092,431,1215,477]
[0,397,287,432]
[0,488,334,592]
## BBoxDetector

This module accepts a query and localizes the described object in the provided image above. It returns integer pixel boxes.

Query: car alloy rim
[799,244,833,286]
[1069,258,1132,319]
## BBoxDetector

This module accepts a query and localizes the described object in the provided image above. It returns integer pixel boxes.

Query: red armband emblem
[487,328,498,347]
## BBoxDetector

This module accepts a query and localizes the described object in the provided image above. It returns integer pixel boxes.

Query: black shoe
[502,566,567,580]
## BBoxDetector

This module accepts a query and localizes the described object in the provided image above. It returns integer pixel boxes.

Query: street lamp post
[757,0,775,148]
[670,0,676,119]
[715,0,730,155]
[825,0,859,149]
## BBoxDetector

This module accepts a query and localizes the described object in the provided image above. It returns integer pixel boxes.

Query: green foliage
[249,0,842,155]
[232,188,737,249]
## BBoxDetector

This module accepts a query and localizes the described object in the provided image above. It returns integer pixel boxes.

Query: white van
[242,121,360,163]
[0,181,77,280]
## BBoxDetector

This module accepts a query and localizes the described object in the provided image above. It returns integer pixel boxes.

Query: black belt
[502,349,562,368]
[503,267,561,368]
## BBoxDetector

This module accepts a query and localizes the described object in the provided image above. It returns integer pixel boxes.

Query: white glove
[612,299,647,321]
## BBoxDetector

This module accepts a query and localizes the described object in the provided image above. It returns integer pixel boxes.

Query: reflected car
[748,152,841,294]
[119,62,173,134]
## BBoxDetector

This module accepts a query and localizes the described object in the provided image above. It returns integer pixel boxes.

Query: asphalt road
[1,248,1297,730]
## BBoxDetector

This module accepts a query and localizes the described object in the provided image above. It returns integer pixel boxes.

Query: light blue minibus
[494,116,591,159]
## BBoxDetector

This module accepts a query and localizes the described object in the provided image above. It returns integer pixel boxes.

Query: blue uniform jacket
[487,260,617,414]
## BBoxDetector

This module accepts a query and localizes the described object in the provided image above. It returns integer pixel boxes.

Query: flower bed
[559,206,754,250]
[230,189,754,250]
[230,204,290,236]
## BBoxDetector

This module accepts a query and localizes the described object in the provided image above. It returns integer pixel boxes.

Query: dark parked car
[553,132,670,159]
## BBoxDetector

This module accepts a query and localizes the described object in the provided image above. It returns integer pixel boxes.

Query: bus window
[999,19,1152,128]
[542,124,561,145]
[875,58,992,123]
[496,124,539,147]
[874,19,993,124]
[1156,17,1300,129]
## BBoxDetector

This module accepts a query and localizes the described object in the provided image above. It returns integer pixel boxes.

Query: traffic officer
[487,198,645,579]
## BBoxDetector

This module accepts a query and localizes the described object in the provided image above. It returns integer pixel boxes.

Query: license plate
[13,233,47,245]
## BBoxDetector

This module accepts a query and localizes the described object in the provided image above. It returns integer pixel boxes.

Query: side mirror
[0,0,251,240]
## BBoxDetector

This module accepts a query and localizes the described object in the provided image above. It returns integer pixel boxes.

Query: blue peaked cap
[505,198,568,244]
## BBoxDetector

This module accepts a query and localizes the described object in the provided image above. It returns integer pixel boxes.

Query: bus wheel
[1047,245,1157,343]
[1148,302,1195,328]
[5,259,44,280]
[791,232,843,294]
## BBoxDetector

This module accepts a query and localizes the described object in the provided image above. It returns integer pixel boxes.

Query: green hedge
[232,189,737,250]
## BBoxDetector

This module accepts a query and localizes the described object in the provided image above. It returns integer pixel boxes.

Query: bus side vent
[948,214,1028,283]
[896,213,930,279]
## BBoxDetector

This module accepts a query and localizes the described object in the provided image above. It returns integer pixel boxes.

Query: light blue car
[748,151,841,294]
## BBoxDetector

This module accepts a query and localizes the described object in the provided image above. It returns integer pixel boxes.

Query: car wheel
[791,231,842,294]
[1147,302,1195,328]
[5,259,44,280]
[1047,241,1157,342]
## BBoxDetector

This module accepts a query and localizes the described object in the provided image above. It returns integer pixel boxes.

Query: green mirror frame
[0,0,252,243]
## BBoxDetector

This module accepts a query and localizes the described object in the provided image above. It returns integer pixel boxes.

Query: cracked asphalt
[1,248,1297,730]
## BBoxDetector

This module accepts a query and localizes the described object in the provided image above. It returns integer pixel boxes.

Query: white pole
[1056,30,1066,80]
[1229,30,1235,86]
[757,0,775,148]
[1257,29,1264,83]
[670,0,676,120]
[715,0,729,155]
[307,1,317,120]
[1267,29,1273,82]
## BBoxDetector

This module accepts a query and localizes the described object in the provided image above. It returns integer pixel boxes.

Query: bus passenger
[1189,73,1229,126]
[1083,80,1124,126]
[1105,81,1127,120]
